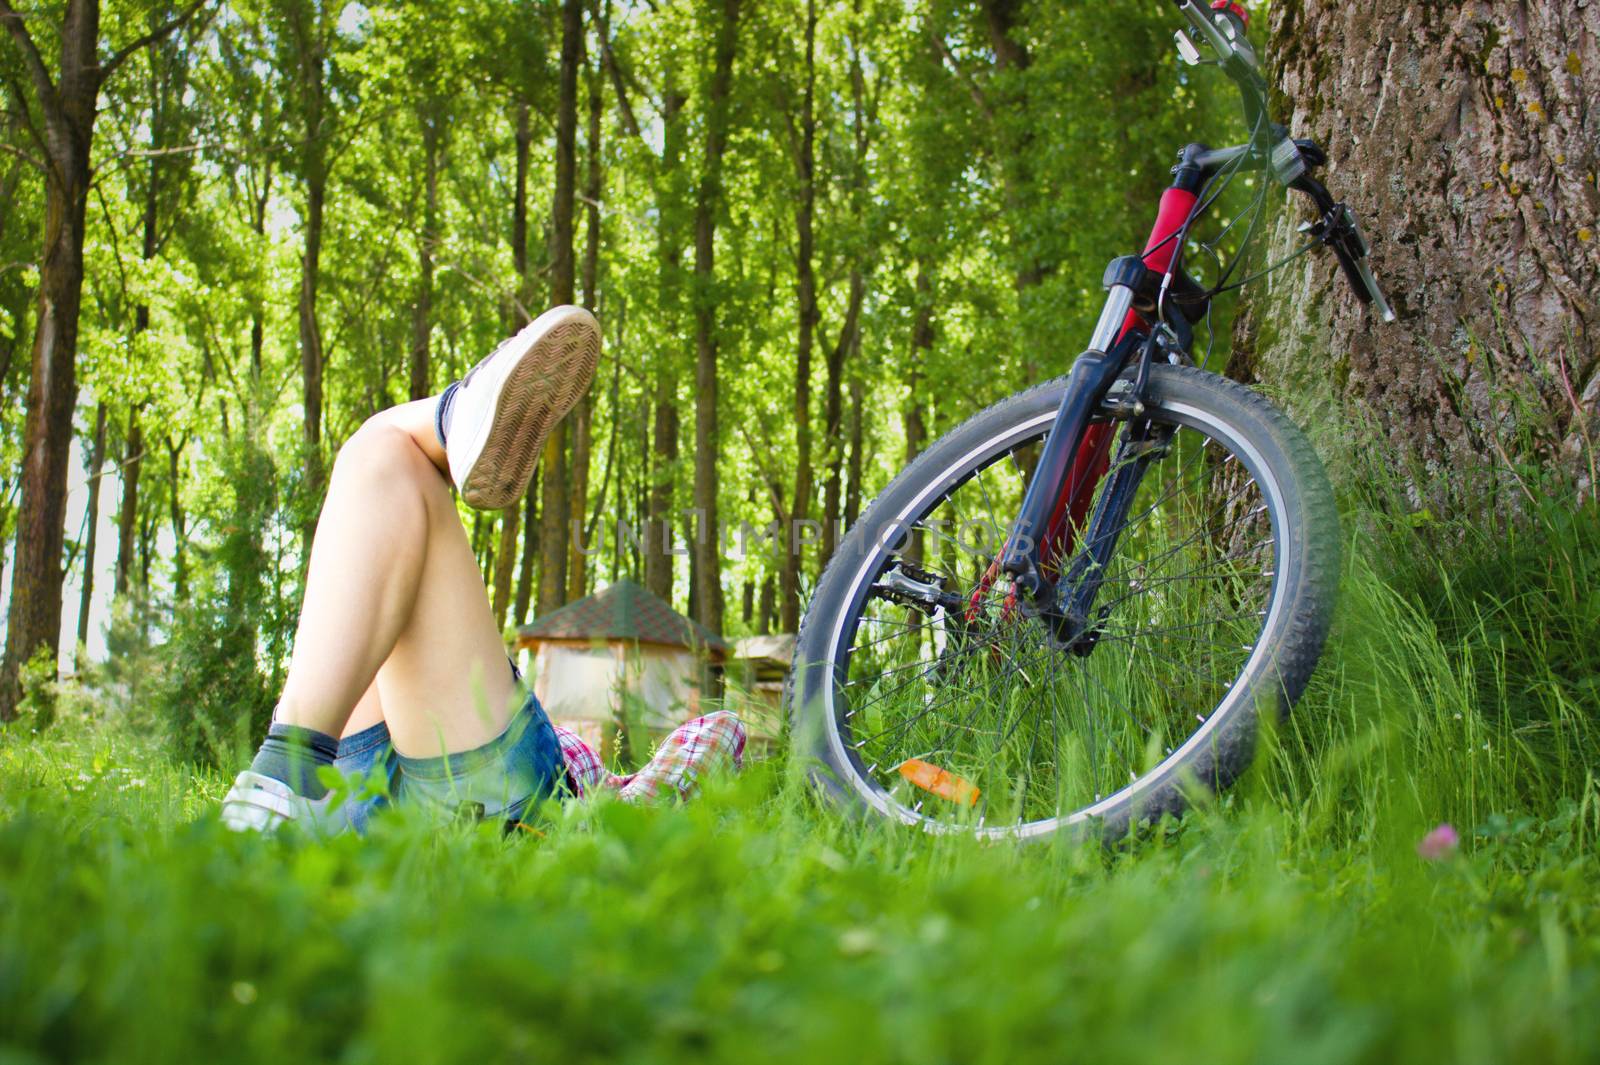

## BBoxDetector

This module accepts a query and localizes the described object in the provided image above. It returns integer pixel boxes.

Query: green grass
[3,497,1599,1065]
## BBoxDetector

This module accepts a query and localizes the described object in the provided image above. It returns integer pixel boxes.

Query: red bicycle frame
[1035,185,1200,577]
[965,180,1200,623]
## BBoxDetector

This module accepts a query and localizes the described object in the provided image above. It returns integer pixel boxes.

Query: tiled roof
[517,578,728,655]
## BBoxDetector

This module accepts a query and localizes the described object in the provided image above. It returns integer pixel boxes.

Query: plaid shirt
[552,710,746,803]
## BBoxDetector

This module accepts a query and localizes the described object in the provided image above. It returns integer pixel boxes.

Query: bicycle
[784,0,1394,841]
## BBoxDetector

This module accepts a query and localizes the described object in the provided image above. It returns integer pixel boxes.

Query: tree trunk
[115,404,143,597]
[1237,2,1600,499]
[509,100,537,627]
[903,265,934,570]
[845,365,865,529]
[820,24,871,574]
[644,80,687,604]
[514,481,539,625]
[690,0,742,639]
[492,503,520,626]
[166,435,187,602]
[74,403,107,666]
[537,0,583,615]
[568,51,603,602]
[410,113,441,401]
[781,0,819,634]
[757,572,775,635]
[299,172,326,537]
[249,166,272,383]
[976,0,1045,319]
[512,101,533,316]
[0,0,100,718]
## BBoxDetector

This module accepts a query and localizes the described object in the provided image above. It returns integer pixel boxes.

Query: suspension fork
[988,183,1201,613]
[1051,417,1173,650]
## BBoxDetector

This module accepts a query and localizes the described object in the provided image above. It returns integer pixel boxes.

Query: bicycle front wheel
[786,364,1339,841]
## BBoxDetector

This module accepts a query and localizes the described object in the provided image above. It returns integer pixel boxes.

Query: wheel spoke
[815,377,1308,838]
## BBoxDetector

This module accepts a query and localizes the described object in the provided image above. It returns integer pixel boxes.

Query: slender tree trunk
[410,113,441,401]
[781,0,818,634]
[514,481,539,624]
[903,265,934,569]
[644,80,687,604]
[115,404,143,597]
[845,364,865,528]
[537,0,583,615]
[818,274,861,573]
[758,572,775,635]
[1236,1,1600,498]
[512,101,532,317]
[821,25,871,572]
[568,51,603,602]
[299,172,326,540]
[690,0,742,638]
[492,503,520,626]
[138,511,154,591]
[166,436,187,602]
[509,100,538,626]
[74,403,107,665]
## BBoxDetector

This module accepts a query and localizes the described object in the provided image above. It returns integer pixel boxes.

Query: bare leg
[274,399,518,757]
[343,678,385,740]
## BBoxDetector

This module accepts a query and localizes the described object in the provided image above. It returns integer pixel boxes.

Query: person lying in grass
[221,306,746,835]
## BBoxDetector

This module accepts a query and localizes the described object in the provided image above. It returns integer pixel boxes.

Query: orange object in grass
[896,758,980,806]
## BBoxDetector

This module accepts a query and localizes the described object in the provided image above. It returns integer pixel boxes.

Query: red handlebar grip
[1210,0,1249,28]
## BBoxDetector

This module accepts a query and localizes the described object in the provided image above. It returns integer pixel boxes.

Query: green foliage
[145,435,285,766]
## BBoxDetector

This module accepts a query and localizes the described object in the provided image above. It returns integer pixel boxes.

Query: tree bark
[537,0,583,615]
[1237,1,1600,499]
[690,0,742,638]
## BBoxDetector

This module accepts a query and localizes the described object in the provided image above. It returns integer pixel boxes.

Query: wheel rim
[819,397,1290,840]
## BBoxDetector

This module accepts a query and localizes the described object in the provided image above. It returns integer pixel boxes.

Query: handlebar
[1173,0,1267,125]
[1171,0,1396,322]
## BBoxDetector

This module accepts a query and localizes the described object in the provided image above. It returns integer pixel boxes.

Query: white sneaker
[220,770,348,836]
[437,305,601,510]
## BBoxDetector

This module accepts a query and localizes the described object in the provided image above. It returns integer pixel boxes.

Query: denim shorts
[332,687,565,833]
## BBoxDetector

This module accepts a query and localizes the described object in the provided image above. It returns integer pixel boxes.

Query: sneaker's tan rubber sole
[461,308,601,510]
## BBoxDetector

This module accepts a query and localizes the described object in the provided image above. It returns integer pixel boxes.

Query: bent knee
[332,420,435,488]
[691,710,747,762]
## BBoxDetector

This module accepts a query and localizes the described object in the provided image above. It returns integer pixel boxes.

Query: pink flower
[1417,823,1460,861]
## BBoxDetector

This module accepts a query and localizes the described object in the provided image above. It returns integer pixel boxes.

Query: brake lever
[1300,203,1397,323]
